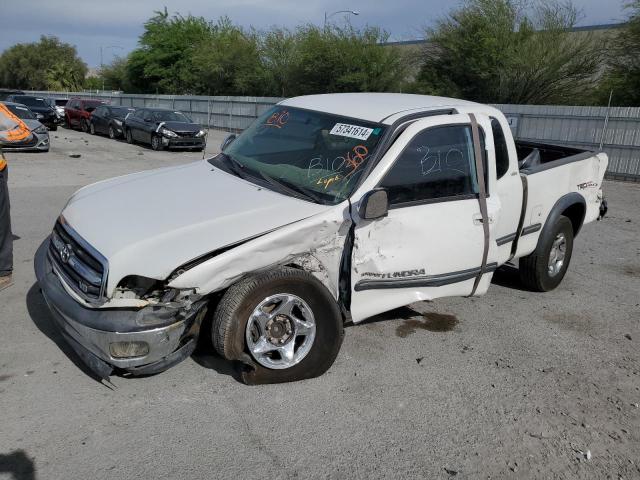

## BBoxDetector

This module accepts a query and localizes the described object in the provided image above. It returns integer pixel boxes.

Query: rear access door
[349,113,500,323]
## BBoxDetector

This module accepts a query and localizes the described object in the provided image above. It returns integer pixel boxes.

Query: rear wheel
[151,134,163,151]
[81,119,89,133]
[519,216,574,292]
[108,125,116,139]
[212,267,344,384]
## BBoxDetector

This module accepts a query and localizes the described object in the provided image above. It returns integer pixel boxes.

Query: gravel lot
[0,128,638,480]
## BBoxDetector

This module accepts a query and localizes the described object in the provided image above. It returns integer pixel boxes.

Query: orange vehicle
[0,103,33,156]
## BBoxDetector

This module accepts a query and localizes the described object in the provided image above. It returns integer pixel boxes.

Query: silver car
[1,102,50,152]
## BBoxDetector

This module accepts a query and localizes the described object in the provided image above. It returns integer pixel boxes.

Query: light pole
[99,45,124,91]
[324,9,360,29]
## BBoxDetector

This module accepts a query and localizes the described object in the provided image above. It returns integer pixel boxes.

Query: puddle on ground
[396,313,459,338]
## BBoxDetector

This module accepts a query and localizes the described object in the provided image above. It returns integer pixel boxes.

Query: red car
[64,97,108,132]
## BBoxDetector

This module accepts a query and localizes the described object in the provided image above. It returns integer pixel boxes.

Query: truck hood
[62,161,328,292]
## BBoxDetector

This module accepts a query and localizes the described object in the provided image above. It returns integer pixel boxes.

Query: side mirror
[221,133,236,151]
[359,189,388,220]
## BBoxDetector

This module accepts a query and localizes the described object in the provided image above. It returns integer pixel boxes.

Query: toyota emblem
[59,244,72,263]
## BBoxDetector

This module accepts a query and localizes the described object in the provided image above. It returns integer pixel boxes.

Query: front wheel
[108,125,116,139]
[89,122,95,135]
[125,129,133,144]
[151,134,163,151]
[212,267,344,384]
[519,216,574,292]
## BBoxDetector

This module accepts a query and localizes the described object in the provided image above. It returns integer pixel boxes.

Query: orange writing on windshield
[264,110,290,129]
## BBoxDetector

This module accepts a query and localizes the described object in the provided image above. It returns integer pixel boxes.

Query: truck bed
[516,141,594,174]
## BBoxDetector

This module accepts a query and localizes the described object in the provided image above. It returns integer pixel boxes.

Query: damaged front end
[34,239,208,380]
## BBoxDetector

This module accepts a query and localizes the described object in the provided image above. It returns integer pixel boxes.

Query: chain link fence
[28,90,640,181]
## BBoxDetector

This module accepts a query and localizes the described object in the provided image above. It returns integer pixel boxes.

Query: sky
[0,0,630,67]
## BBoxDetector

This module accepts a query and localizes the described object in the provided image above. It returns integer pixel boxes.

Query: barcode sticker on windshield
[330,123,373,141]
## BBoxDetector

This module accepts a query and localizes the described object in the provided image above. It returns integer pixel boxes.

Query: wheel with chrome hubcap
[520,215,574,291]
[109,125,116,139]
[212,267,343,384]
[246,293,316,369]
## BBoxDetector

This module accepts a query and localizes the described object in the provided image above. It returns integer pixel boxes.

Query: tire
[108,125,116,139]
[89,122,95,135]
[519,216,574,292]
[212,267,344,385]
[49,125,58,132]
[126,129,133,144]
[151,134,163,151]
[81,119,89,133]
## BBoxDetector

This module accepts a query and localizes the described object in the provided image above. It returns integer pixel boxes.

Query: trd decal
[362,269,426,279]
[577,181,598,190]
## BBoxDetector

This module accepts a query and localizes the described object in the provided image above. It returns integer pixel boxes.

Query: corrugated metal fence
[30,91,640,181]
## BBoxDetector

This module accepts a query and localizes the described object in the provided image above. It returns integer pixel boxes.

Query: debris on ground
[68,153,81,158]
[443,467,458,476]
[624,334,632,340]
[416,357,424,364]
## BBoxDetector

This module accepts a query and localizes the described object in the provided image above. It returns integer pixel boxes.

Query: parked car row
[59,97,207,151]
[0,92,208,152]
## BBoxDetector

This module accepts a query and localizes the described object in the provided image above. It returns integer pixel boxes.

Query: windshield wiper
[218,152,247,179]
[258,171,324,204]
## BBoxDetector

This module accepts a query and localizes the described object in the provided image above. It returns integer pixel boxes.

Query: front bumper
[2,133,48,152]
[34,239,206,379]
[162,136,205,149]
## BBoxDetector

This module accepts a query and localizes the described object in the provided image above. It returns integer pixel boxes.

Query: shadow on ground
[0,450,36,480]
[25,282,103,383]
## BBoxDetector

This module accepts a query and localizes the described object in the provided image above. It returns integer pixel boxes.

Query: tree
[96,57,131,92]
[0,36,87,91]
[261,24,407,97]
[598,1,640,106]
[412,0,605,104]
[126,8,215,94]
[190,18,266,95]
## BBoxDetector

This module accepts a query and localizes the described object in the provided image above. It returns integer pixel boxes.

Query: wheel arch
[536,192,586,255]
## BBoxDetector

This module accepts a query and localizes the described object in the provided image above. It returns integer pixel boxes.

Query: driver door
[349,114,500,323]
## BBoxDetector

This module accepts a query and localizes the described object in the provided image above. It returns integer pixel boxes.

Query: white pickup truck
[35,93,608,384]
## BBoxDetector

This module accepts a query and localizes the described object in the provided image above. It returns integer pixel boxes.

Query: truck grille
[48,219,108,303]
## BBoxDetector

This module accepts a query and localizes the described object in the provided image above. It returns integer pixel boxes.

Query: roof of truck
[279,93,482,124]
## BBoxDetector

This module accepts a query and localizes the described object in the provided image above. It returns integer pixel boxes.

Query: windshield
[13,96,49,108]
[5,104,36,120]
[153,110,189,122]
[219,106,385,204]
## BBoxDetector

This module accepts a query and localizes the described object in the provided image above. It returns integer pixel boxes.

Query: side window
[491,118,510,179]
[380,125,481,205]
[134,109,145,119]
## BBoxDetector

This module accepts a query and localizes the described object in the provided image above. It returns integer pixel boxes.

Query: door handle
[473,214,494,225]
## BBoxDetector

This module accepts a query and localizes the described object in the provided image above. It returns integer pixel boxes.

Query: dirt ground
[0,128,638,479]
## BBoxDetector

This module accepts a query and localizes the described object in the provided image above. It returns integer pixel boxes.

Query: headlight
[36,113,44,119]
[34,125,47,134]
[195,129,207,138]
[160,127,177,138]
[113,119,122,126]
